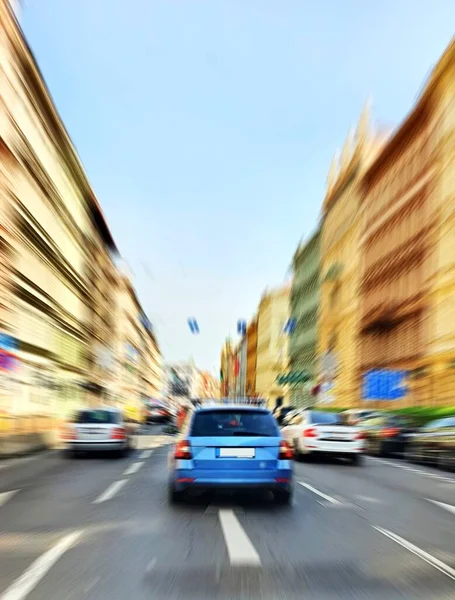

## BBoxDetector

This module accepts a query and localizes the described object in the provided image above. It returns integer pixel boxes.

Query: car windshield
[190,410,279,437]
[309,411,345,425]
[73,410,120,424]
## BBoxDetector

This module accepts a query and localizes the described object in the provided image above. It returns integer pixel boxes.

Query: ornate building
[256,285,290,409]
[289,230,320,406]
[246,317,258,397]
[359,40,455,406]
[318,103,384,407]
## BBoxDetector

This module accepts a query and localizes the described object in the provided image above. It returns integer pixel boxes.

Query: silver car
[63,408,134,457]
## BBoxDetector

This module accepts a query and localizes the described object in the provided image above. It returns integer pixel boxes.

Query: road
[1,426,455,599]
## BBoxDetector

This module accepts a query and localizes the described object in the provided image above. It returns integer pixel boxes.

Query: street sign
[188,318,200,334]
[237,320,246,335]
[363,369,408,401]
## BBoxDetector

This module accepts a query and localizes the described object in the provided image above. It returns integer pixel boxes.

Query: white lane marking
[427,499,455,516]
[83,576,100,593]
[93,480,127,504]
[368,457,455,483]
[140,450,152,459]
[123,462,144,476]
[0,530,83,600]
[298,481,341,505]
[0,490,19,508]
[373,526,455,581]
[146,558,157,572]
[218,509,261,566]
[355,495,383,504]
[205,504,244,515]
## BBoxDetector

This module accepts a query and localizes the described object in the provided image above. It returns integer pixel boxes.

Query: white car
[281,409,365,465]
[62,408,134,457]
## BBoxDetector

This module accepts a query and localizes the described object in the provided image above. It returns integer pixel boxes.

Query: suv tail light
[278,440,293,460]
[382,427,399,438]
[303,427,317,438]
[175,440,192,459]
[111,427,126,440]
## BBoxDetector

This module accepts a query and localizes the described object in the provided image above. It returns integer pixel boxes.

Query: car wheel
[293,438,302,461]
[301,451,312,463]
[168,484,184,505]
[350,454,363,466]
[275,489,293,505]
[378,441,388,458]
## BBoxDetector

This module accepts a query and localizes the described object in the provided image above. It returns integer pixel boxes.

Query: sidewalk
[0,430,57,459]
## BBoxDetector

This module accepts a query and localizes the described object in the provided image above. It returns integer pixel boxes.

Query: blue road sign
[0,334,17,352]
[363,369,408,401]
[237,320,246,335]
[187,318,200,334]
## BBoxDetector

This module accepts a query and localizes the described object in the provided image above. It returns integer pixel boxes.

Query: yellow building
[318,105,384,408]
[255,285,290,409]
[413,40,455,405]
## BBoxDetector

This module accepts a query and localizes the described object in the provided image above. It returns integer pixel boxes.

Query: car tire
[293,438,302,461]
[350,454,363,466]
[275,488,293,505]
[168,484,184,505]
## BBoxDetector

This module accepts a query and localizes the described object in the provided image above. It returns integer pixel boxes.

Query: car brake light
[303,427,317,438]
[382,427,399,438]
[62,426,77,441]
[355,431,366,440]
[111,427,126,440]
[175,440,192,459]
[278,440,293,459]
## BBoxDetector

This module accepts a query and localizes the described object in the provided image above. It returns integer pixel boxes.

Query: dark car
[145,401,172,424]
[363,414,416,457]
[406,416,455,471]
[273,405,296,426]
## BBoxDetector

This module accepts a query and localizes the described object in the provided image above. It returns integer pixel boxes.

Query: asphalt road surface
[1,424,455,599]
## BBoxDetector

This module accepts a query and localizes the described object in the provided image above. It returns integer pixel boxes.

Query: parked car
[362,414,416,457]
[281,410,364,465]
[282,409,304,427]
[145,401,172,424]
[343,409,381,425]
[62,408,134,457]
[167,405,293,504]
[273,405,296,426]
[405,416,455,471]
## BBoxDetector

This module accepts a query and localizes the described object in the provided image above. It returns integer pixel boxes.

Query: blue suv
[168,405,293,504]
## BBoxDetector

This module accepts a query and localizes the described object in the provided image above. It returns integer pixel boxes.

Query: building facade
[246,318,258,396]
[289,230,320,406]
[255,285,290,409]
[318,106,383,408]
[359,40,455,407]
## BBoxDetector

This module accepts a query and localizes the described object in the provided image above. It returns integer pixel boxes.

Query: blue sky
[21,0,454,372]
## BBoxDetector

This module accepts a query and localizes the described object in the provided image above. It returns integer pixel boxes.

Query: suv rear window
[73,410,120,424]
[190,410,279,437]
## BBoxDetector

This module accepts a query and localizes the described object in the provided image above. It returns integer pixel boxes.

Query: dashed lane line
[140,450,152,459]
[0,530,83,600]
[218,509,261,567]
[373,526,455,581]
[123,462,144,476]
[93,479,127,504]
[426,499,455,516]
[368,457,455,483]
[298,481,342,505]
[0,490,19,509]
